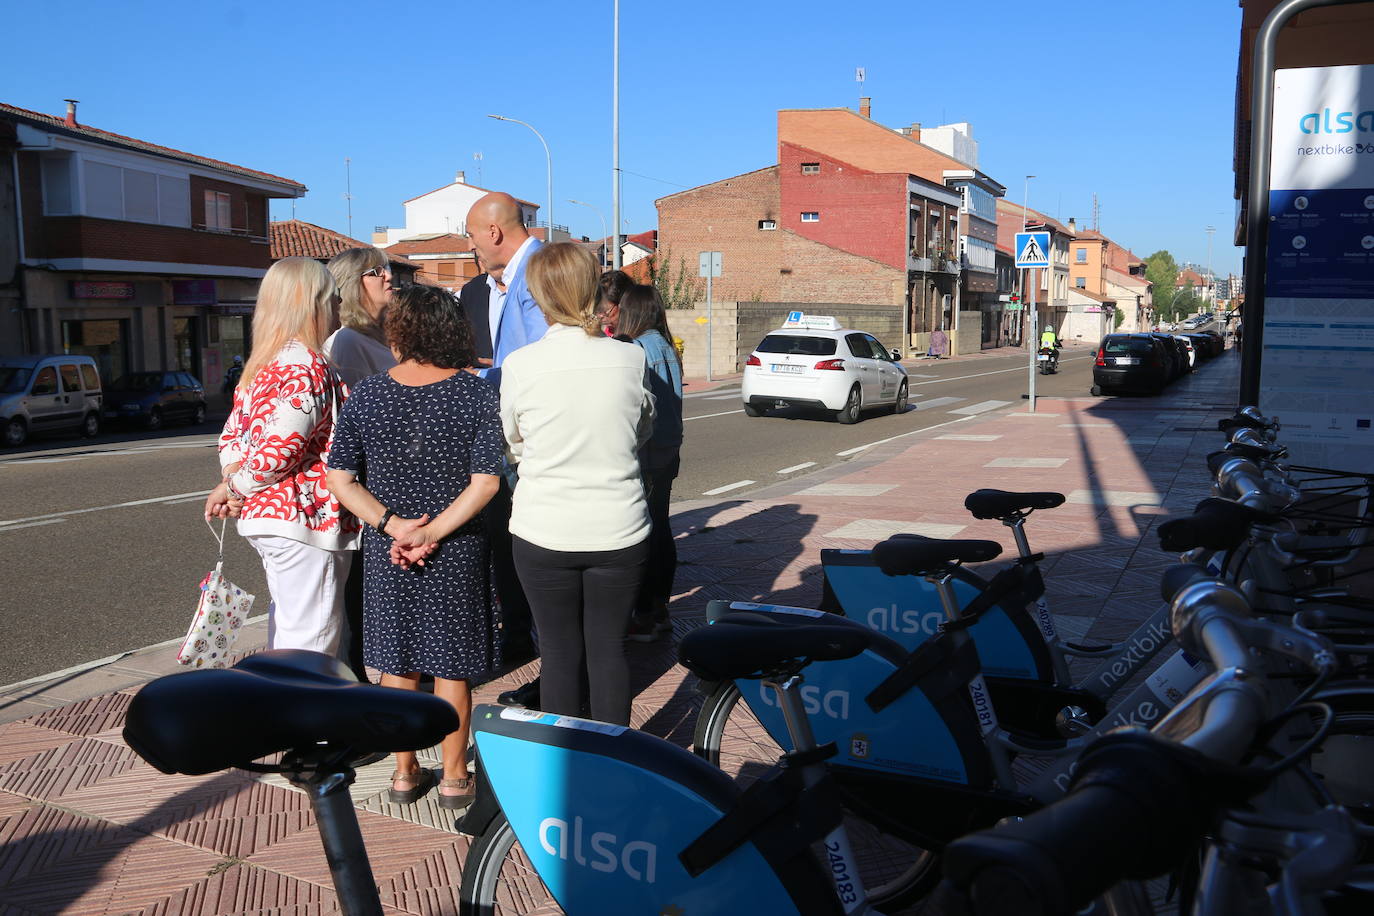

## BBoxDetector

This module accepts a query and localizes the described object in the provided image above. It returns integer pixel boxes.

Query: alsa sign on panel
[1260,64,1374,468]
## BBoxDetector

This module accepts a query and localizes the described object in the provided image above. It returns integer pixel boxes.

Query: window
[204,190,232,230]
[800,163,820,175]
[1075,248,1088,263]
[83,161,189,226]
[758,219,776,231]
[801,212,819,223]
[1075,276,1087,289]
[80,365,100,390]
[59,365,82,393]
[31,367,58,396]
[41,154,74,215]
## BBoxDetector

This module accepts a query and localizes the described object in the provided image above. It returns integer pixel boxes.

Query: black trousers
[512,535,648,725]
[485,478,536,662]
[640,457,679,617]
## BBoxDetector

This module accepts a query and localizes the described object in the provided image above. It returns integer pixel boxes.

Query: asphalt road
[0,344,1108,685]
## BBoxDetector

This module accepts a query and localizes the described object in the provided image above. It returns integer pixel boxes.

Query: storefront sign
[172,279,217,306]
[70,281,134,300]
[211,304,255,316]
[1261,64,1374,471]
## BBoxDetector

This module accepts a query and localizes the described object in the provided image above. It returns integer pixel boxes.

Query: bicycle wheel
[692,680,941,911]
[459,812,563,916]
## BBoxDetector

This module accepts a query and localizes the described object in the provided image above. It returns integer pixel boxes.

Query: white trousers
[248,535,353,657]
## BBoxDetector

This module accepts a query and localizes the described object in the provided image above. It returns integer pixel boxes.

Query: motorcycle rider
[1038,325,1061,372]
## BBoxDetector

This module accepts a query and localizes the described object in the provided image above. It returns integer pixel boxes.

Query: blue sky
[5,0,1243,274]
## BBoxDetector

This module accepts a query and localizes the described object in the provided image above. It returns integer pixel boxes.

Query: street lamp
[568,198,608,266]
[1021,174,1036,230]
[1205,225,1216,306]
[612,0,622,270]
[488,114,553,243]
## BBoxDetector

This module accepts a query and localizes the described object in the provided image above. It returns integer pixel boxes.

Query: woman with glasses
[205,257,361,657]
[325,247,398,387]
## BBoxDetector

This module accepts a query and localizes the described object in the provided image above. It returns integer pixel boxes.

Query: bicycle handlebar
[944,580,1327,915]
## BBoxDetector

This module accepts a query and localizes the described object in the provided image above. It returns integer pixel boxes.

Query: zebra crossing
[686,386,1010,417]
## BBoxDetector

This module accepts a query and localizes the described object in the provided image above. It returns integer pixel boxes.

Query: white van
[0,354,104,447]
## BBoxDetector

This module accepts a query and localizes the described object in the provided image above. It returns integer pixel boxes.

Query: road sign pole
[1028,268,1038,413]
[706,271,714,382]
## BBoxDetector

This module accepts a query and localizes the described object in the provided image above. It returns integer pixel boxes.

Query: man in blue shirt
[465,192,545,385]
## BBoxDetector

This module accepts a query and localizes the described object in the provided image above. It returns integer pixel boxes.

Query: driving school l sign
[1015,232,1051,268]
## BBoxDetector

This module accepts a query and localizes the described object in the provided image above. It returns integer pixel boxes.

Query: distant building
[269,220,419,285]
[1066,223,1152,333]
[995,201,1073,344]
[382,233,475,291]
[0,99,305,391]
[372,172,567,248]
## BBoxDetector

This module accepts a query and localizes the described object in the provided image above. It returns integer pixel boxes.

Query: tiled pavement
[0,349,1243,914]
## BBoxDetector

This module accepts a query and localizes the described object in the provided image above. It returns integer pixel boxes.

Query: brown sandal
[437,775,475,810]
[387,767,435,804]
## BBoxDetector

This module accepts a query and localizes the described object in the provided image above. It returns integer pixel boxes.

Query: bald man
[465,192,546,382]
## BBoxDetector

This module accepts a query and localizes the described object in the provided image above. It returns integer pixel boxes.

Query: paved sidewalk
[0,350,1242,914]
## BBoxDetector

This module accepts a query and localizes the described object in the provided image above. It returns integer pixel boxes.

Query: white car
[741,315,908,424]
[1172,335,1197,369]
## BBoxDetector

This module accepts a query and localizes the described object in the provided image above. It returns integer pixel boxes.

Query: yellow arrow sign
[694,316,709,325]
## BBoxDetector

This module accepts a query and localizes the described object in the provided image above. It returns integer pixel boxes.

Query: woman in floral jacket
[204,257,366,656]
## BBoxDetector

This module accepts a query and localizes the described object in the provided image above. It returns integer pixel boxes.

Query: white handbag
[176,519,256,668]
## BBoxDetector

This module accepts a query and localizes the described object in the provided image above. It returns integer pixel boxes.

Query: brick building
[1066,224,1152,333]
[996,200,1073,343]
[0,101,305,391]
[381,233,474,291]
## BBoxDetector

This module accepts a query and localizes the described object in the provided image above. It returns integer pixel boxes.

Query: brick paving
[0,349,1242,914]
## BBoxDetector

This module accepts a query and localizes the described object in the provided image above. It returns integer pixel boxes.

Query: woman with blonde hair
[499,242,655,725]
[325,246,397,387]
[204,256,363,656]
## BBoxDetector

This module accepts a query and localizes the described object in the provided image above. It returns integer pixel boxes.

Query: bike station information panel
[1261,64,1374,472]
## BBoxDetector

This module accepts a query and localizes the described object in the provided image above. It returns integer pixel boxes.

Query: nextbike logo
[539,816,657,883]
[1093,616,1169,693]
[1299,107,1374,134]
[759,681,851,719]
[867,604,944,637]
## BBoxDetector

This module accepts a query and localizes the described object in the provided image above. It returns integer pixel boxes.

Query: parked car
[1092,334,1170,395]
[1172,335,1197,370]
[0,354,103,447]
[1147,333,1187,380]
[742,315,908,424]
[102,371,207,429]
[1181,333,1216,360]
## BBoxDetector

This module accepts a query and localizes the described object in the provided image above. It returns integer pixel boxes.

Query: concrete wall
[669,301,907,378]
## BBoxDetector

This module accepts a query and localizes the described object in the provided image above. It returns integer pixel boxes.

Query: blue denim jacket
[634,330,683,467]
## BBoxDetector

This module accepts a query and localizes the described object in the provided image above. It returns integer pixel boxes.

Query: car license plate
[771,364,803,375]
[1037,354,1050,361]
[1111,357,1139,366]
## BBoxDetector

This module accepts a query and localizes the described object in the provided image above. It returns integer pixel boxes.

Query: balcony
[908,247,960,274]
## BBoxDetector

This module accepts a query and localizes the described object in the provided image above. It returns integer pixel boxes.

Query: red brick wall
[34,216,272,268]
[779,230,905,306]
[656,166,782,302]
[778,142,906,270]
[778,109,964,185]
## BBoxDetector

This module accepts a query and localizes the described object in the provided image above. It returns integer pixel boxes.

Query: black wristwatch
[375,508,395,535]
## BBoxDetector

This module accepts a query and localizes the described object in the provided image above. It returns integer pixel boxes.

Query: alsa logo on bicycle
[866,604,943,637]
[538,816,658,884]
[758,682,851,719]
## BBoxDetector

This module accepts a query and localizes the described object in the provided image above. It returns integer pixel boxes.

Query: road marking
[163,495,211,506]
[685,408,744,421]
[0,441,217,466]
[0,489,213,527]
[834,414,979,457]
[949,399,1012,416]
[909,354,1092,387]
[704,393,745,400]
[984,457,1069,468]
[912,397,964,411]
[702,479,755,496]
[685,387,741,400]
[936,434,1002,441]
[777,462,816,474]
[0,518,68,532]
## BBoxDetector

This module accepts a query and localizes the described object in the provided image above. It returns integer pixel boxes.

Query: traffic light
[1010,294,1020,303]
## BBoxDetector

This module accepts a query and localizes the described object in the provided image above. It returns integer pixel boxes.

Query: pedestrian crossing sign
[1015,231,1051,268]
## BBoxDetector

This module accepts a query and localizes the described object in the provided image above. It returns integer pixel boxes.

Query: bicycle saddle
[678,612,875,681]
[964,489,1066,520]
[1157,498,1269,552]
[123,650,458,776]
[872,535,1003,575]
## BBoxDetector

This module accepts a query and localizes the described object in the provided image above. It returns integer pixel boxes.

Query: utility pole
[344,157,353,239]
[612,0,622,270]
[1205,225,1216,306]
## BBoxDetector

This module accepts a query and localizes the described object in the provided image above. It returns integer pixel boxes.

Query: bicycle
[125,615,910,916]
[941,576,1372,915]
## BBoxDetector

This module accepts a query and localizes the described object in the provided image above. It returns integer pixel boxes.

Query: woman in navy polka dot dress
[326,284,503,809]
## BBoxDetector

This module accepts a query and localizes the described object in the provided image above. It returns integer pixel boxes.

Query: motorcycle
[1037,345,1059,375]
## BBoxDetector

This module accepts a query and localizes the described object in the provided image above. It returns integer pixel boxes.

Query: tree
[1143,250,1179,324]
[647,248,704,310]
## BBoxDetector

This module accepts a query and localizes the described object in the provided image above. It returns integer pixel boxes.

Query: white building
[372,172,540,248]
